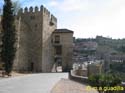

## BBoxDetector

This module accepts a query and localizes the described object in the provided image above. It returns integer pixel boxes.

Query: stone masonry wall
[14,5,57,72]
[52,32,73,71]
[41,6,57,72]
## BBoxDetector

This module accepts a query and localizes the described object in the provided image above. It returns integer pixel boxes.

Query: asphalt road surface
[0,73,68,93]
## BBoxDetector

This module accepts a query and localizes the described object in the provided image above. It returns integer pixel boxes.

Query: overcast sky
[0,0,125,39]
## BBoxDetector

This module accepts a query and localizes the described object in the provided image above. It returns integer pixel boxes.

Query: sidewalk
[51,78,98,93]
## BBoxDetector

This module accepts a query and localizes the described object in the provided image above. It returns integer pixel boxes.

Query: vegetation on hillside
[88,73,122,93]
[75,36,125,53]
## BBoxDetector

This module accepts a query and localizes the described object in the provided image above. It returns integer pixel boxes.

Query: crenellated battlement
[18,5,44,13]
[18,5,57,24]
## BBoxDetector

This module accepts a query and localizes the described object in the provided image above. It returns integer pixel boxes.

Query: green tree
[88,73,121,93]
[1,0,16,76]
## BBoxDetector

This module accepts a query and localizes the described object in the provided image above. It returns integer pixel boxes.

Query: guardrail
[69,70,88,84]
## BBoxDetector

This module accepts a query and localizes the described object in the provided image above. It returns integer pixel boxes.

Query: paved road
[0,73,68,93]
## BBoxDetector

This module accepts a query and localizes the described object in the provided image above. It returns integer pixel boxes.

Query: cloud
[49,0,87,12]
[49,0,58,6]
[56,0,125,38]
[1,0,125,38]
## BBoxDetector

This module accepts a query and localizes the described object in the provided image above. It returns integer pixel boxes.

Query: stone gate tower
[14,5,57,72]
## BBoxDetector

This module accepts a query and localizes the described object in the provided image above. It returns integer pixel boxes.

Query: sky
[0,0,125,39]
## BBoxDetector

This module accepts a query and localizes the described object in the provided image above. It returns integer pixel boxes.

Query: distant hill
[75,36,125,55]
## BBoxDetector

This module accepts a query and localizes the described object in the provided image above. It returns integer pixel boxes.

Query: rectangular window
[55,46,62,55]
[55,35,60,43]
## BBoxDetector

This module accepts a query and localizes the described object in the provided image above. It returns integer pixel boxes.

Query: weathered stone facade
[52,29,73,71]
[12,5,73,72]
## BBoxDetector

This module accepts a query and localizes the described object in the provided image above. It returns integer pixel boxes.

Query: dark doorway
[30,62,34,72]
[55,58,62,72]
